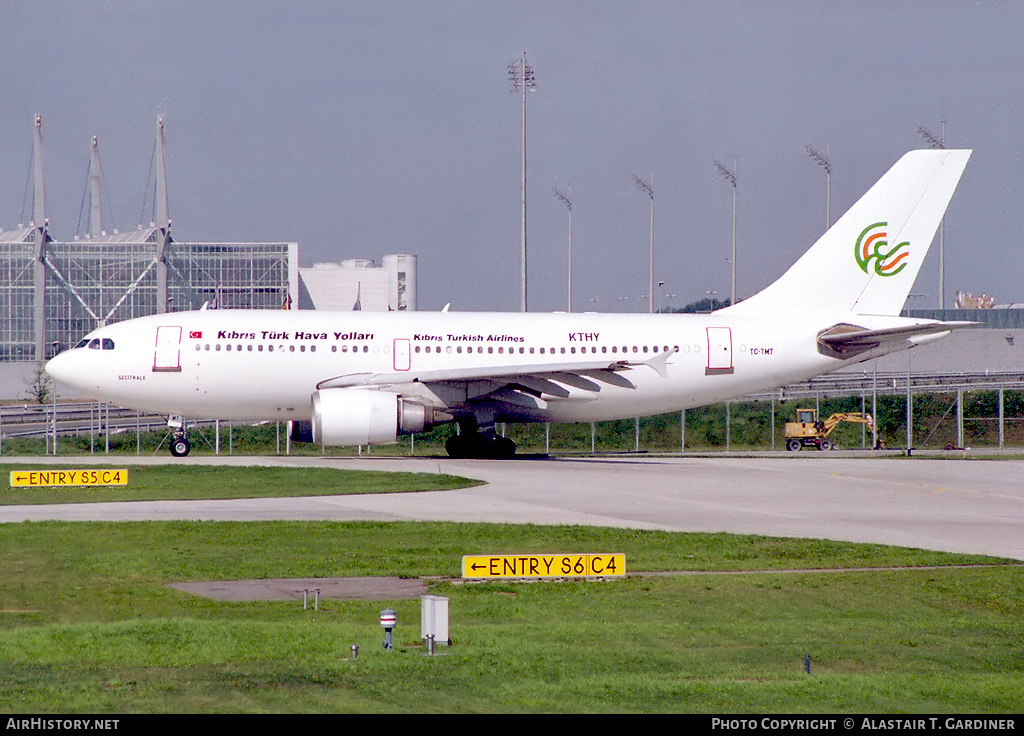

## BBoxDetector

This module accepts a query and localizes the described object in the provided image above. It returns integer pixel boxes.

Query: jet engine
[311,388,450,446]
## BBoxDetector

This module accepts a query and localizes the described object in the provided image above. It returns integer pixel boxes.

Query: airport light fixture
[804,145,832,229]
[631,173,655,313]
[918,123,946,309]
[509,53,536,312]
[552,185,573,312]
[713,159,737,306]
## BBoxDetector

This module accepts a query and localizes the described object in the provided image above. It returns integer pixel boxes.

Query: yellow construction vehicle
[784,408,874,451]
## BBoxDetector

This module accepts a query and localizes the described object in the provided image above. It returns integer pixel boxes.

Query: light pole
[713,158,737,306]
[552,185,573,312]
[918,123,946,309]
[805,145,832,230]
[631,173,655,313]
[509,54,536,312]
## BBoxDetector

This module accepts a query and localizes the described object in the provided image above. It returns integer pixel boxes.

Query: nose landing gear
[169,432,191,457]
[167,415,190,457]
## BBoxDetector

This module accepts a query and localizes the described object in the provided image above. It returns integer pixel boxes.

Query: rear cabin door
[153,326,183,373]
[705,326,734,375]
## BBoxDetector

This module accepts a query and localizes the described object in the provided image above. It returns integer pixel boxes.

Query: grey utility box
[421,594,449,645]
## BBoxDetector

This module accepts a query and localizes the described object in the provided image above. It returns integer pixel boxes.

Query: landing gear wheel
[170,435,191,457]
[786,438,802,452]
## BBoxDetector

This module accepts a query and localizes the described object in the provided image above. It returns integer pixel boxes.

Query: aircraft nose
[45,351,79,388]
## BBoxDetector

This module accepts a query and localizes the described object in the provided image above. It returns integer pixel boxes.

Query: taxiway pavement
[1,454,1022,561]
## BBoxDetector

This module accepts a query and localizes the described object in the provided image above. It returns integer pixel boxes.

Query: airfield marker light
[380,608,397,649]
[351,644,359,660]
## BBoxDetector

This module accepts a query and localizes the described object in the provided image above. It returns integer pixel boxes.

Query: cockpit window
[88,339,100,350]
[75,338,90,349]
[102,338,115,350]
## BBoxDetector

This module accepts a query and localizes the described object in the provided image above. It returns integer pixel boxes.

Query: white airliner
[46,149,971,458]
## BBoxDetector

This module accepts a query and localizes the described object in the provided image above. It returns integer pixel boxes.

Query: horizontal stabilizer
[817,320,976,358]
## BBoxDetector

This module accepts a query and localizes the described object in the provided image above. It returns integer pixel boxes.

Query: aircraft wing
[817,320,976,357]
[316,350,672,395]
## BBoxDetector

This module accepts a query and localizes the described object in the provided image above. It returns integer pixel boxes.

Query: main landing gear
[444,417,517,459]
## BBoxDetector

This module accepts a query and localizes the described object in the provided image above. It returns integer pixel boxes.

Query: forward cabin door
[705,326,734,375]
[153,326,183,373]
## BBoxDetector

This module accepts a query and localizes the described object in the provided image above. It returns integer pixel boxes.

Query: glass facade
[0,232,297,361]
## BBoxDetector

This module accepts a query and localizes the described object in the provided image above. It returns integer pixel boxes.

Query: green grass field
[1,464,478,505]
[1,466,1022,713]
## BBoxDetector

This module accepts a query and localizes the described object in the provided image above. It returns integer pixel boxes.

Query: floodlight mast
[713,158,737,306]
[552,185,573,312]
[631,173,655,313]
[509,53,535,312]
[804,145,832,229]
[918,123,946,309]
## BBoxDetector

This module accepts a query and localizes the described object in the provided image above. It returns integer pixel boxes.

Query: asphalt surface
[2,451,1022,561]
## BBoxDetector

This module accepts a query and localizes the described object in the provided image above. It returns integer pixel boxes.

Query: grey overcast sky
[2,1,1022,312]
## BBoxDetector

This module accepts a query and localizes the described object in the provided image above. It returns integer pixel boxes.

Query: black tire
[786,438,802,452]
[445,432,517,459]
[170,437,190,457]
[819,439,832,451]
[445,434,471,459]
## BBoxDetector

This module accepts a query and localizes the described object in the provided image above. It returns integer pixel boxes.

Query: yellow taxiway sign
[462,553,625,579]
[9,469,129,487]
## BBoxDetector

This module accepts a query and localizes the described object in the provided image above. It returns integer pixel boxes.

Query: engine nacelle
[311,388,449,446]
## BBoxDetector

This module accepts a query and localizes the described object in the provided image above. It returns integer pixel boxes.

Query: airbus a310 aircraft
[46,149,971,458]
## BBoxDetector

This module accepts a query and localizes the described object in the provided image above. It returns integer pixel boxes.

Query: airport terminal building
[0,117,413,400]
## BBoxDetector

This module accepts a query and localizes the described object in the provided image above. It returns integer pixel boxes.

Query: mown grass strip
[0,523,1020,713]
[1,464,478,505]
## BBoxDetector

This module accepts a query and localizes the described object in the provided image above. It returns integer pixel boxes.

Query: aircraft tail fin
[723,149,971,317]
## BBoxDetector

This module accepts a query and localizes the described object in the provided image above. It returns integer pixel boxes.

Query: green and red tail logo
[855,222,910,277]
